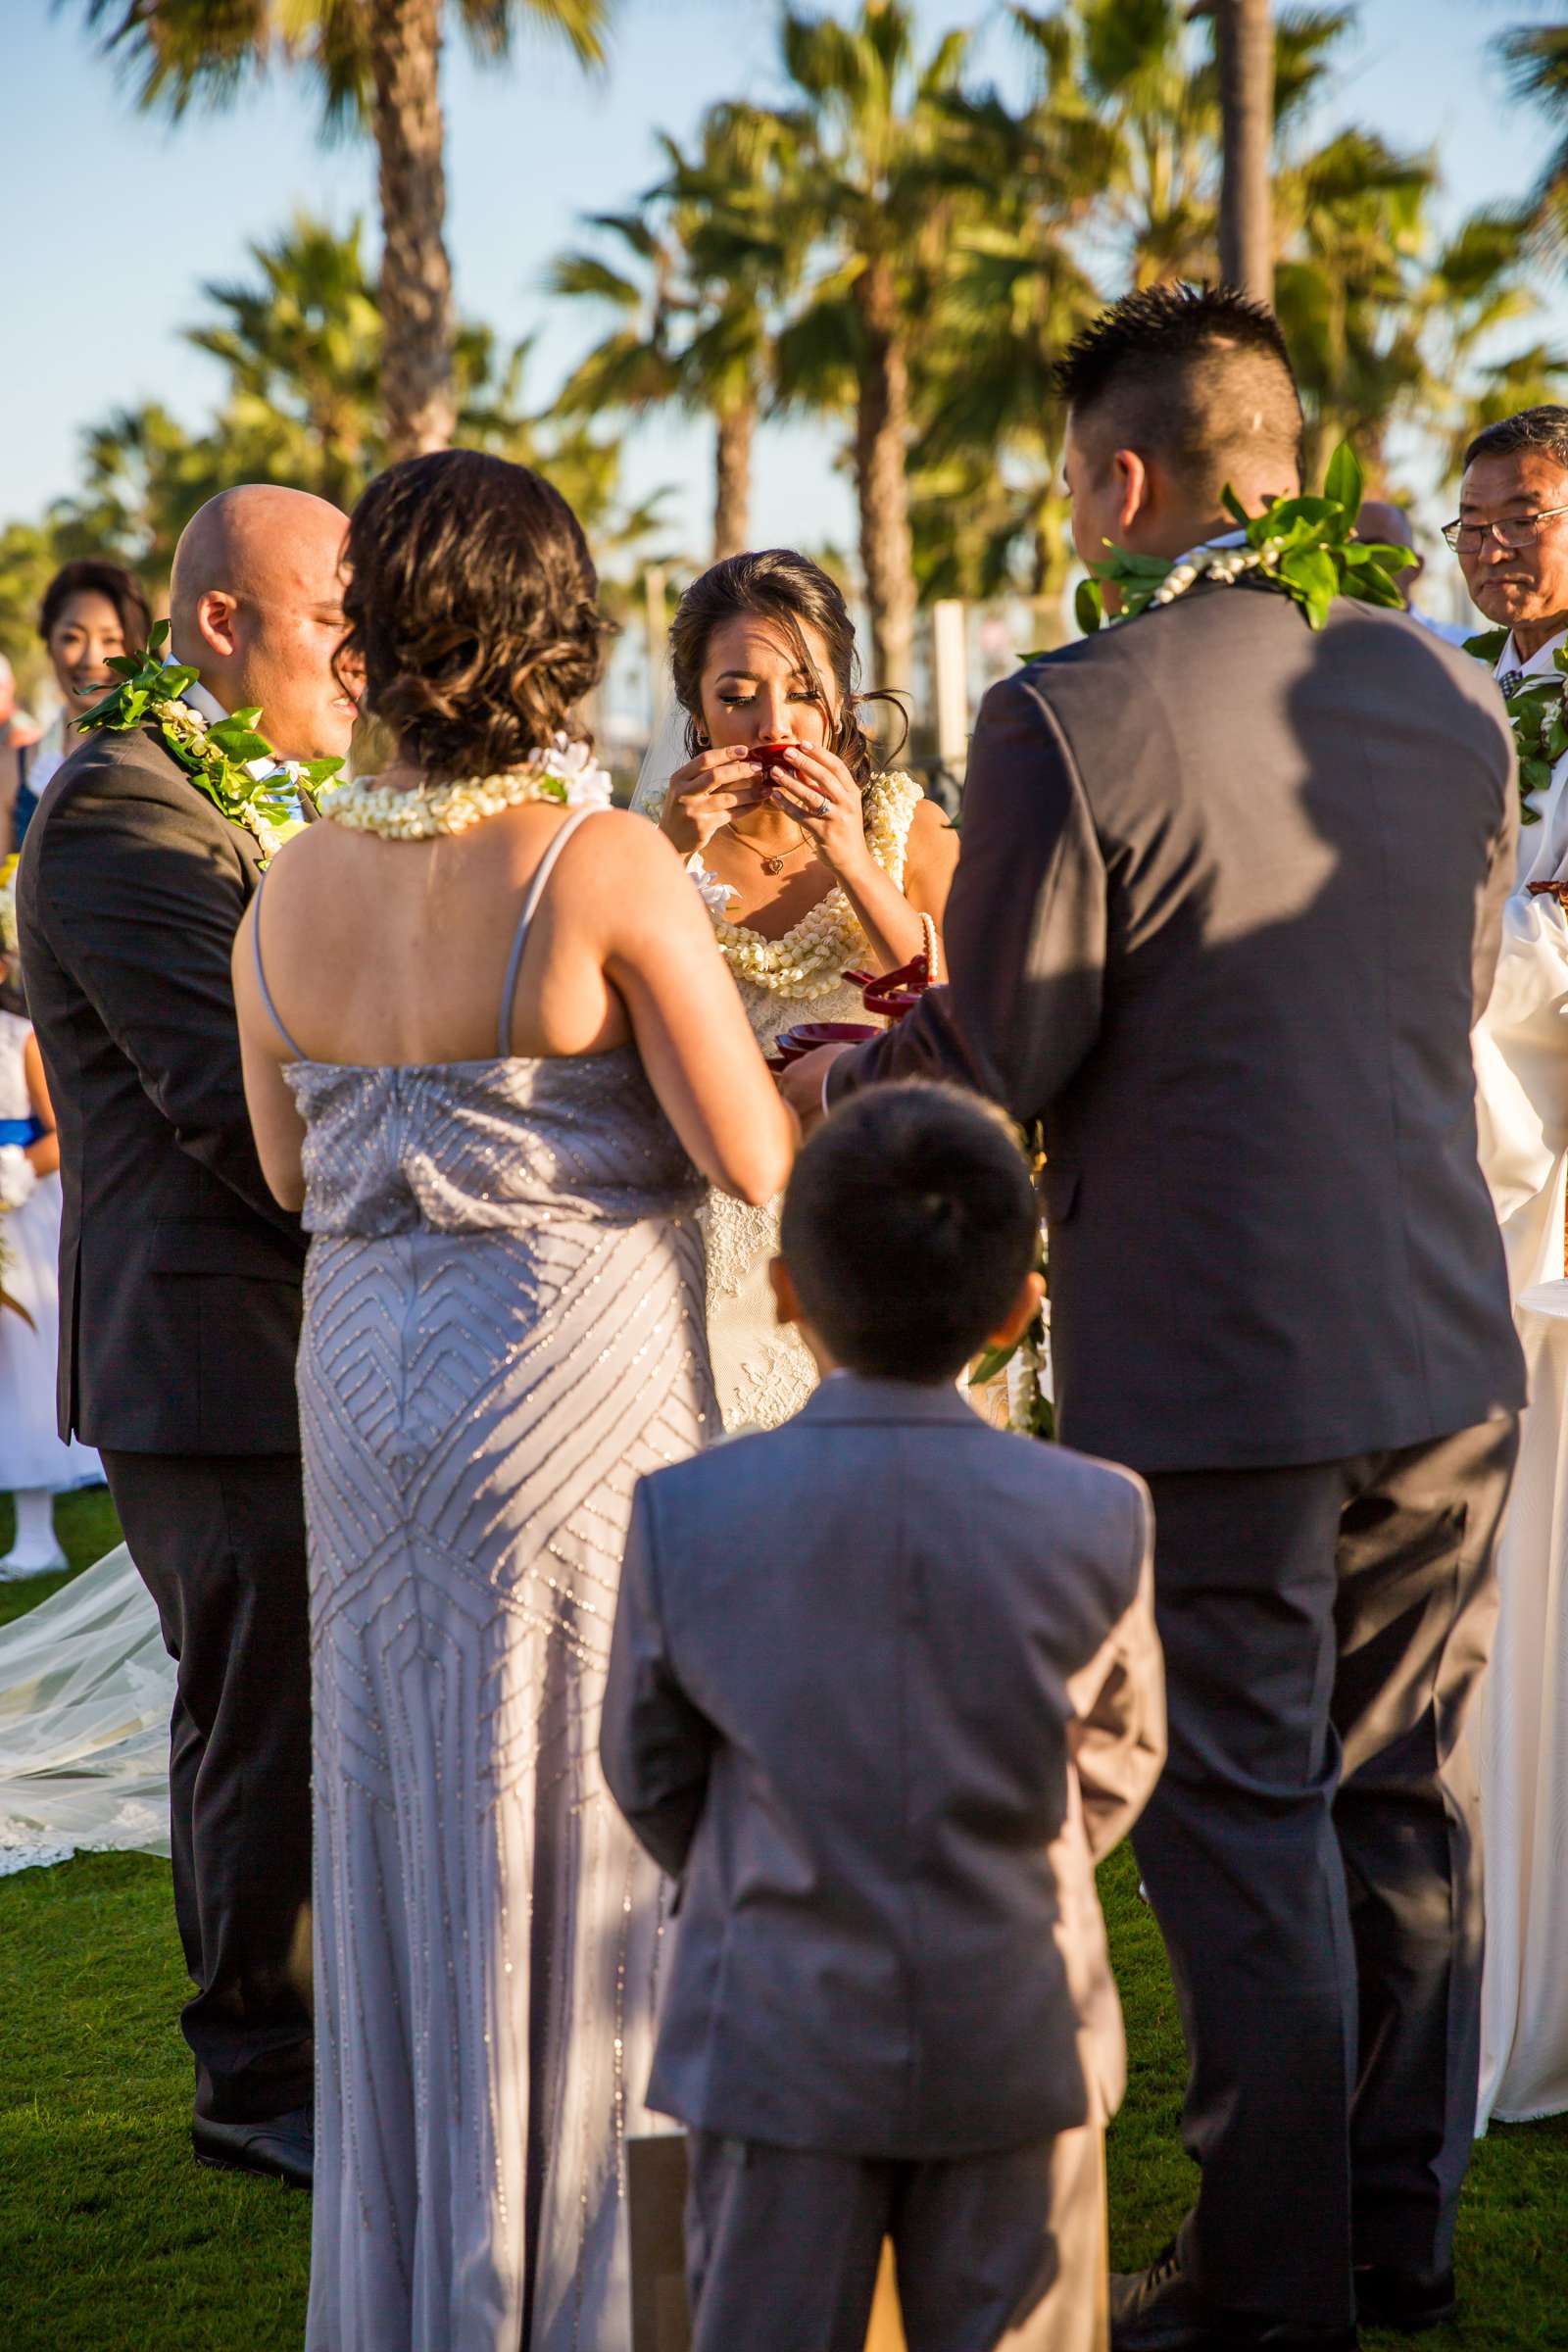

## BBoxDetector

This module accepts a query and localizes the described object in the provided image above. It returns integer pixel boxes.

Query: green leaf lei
[1073,442,1416,638]
[77,621,343,861]
[1461,622,1564,829]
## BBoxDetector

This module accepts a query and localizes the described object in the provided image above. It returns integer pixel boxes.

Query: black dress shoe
[192,2104,314,2190]
[1111,2243,1359,2350]
[1354,2263,1456,2332]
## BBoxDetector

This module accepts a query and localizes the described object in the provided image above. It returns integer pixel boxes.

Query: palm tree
[70,0,612,458]
[553,106,795,564]
[35,215,663,615]
[1271,127,1437,477]
[907,10,1117,627]
[657,108,801,563]
[1496,18,1568,261]
[190,215,384,506]
[764,3,981,691]
[54,403,216,587]
[1195,0,1275,300]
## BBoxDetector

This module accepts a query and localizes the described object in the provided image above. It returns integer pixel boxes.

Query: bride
[634,549,957,1430]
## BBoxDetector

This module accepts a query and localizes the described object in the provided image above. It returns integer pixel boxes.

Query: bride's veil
[628,686,691,824]
[0,1541,173,1874]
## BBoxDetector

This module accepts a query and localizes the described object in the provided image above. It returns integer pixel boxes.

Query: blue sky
[6,0,1564,558]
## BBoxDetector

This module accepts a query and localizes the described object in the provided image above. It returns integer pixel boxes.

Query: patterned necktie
[1497,668,1529,698]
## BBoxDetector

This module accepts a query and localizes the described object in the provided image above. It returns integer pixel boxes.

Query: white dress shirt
[1491,625,1568,885]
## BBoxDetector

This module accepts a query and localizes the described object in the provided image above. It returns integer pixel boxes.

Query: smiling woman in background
[0,560,153,860]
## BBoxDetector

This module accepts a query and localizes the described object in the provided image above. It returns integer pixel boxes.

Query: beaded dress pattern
[703,770,924,1432]
[269,818,713,2352]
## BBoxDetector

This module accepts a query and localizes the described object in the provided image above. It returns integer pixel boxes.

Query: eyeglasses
[1442,504,1568,554]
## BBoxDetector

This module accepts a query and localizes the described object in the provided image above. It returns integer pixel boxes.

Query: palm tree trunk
[854,259,916,692]
[1211,0,1275,304]
[712,401,755,562]
[368,0,456,460]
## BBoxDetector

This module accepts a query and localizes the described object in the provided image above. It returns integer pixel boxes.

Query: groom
[16,485,355,2186]
[785,286,1525,2346]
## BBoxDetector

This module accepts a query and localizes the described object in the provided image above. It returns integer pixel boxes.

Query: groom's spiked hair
[1057,281,1304,492]
[781,1084,1039,1385]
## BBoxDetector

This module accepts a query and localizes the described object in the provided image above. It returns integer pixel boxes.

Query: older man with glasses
[1463,405,1568,2145]
[1451,406,1568,863]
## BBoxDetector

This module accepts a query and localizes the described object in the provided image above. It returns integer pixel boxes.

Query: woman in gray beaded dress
[231,452,795,2352]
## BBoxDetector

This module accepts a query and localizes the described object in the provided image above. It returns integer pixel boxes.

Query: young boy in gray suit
[601,1083,1164,2352]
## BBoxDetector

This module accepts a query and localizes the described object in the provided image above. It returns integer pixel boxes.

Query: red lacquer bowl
[767,953,938,1071]
[768,1019,878,1072]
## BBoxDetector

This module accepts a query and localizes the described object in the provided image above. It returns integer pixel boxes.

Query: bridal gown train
[257,814,714,2352]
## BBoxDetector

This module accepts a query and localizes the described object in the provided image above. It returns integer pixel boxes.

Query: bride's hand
[661,748,768,858]
[764,745,871,882]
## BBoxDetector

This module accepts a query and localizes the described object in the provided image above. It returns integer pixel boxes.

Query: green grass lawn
[1,1494,1564,2349]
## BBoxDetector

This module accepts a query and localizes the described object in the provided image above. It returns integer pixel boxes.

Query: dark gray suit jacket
[601,1375,1156,2158]
[16,723,305,1454]
[830,586,1526,1473]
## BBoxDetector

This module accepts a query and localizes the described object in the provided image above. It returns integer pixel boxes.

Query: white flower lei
[325,734,613,840]
[1144,542,1262,608]
[1005,1309,1053,1436]
[702,770,924,1003]
[144,695,317,862]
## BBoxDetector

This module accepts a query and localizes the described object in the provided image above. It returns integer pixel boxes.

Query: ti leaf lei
[1460,623,1565,828]
[77,621,343,862]
[1073,442,1415,637]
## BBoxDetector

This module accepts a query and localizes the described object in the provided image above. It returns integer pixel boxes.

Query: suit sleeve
[600,1482,717,1882]
[1065,1479,1166,1866]
[827,667,1108,1121]
[1474,718,1521,1026]
[31,768,296,1235]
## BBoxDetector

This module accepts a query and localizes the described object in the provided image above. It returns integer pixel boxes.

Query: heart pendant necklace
[724,819,810,877]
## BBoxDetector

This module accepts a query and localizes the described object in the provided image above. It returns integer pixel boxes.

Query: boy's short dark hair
[780,1083,1039,1385]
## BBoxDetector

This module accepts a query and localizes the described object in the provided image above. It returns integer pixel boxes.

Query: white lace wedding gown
[662,771,926,1432]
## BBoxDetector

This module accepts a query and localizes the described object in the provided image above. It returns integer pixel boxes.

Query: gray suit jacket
[830,587,1526,1472]
[600,1375,1161,2159]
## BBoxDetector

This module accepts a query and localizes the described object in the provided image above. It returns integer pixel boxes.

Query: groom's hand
[777,1042,852,1132]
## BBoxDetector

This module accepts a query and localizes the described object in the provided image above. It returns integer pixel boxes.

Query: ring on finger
[814,797,830,817]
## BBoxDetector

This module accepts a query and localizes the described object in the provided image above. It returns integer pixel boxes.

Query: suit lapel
[133,718,269,897]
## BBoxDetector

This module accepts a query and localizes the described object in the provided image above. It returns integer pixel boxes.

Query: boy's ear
[768,1256,803,1329]
[987,1270,1045,1351]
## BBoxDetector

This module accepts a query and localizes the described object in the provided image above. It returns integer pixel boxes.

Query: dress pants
[1133,1416,1519,2328]
[685,2129,1093,2352]
[102,1447,314,2124]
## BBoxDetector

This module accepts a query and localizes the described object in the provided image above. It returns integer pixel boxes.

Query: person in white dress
[1457,407,1568,2126]
[634,549,957,1430]
[0,877,100,1575]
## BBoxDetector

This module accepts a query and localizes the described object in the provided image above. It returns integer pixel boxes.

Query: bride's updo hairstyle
[339,449,609,777]
[668,547,906,792]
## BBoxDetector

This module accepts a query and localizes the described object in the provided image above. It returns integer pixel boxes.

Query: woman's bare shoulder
[551,804,689,897]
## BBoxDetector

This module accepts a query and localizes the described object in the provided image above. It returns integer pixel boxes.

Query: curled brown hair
[668,548,906,792]
[339,450,609,776]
